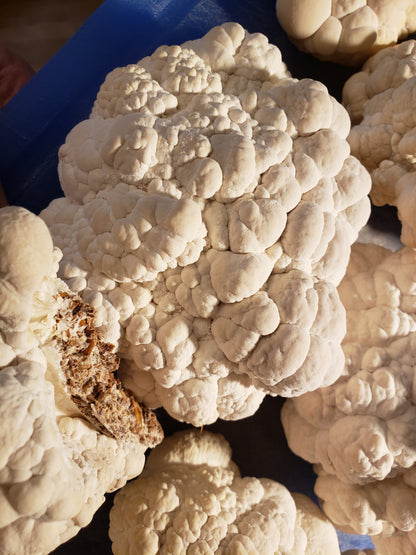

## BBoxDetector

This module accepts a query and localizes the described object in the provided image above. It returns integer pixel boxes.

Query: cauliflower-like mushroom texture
[41,22,371,426]
[276,0,416,66]
[281,241,416,553]
[109,428,341,554]
[0,206,163,555]
[343,39,416,247]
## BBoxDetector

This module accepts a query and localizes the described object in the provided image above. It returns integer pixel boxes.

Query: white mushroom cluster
[343,39,416,247]
[41,22,371,426]
[0,206,162,555]
[276,0,416,65]
[282,241,416,553]
[109,428,341,554]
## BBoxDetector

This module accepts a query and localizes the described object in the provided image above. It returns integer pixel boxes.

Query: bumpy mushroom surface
[0,206,162,554]
[343,39,416,247]
[41,22,371,426]
[282,241,416,553]
[109,429,341,554]
[276,0,416,65]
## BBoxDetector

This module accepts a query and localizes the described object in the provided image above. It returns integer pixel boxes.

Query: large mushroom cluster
[4,6,416,552]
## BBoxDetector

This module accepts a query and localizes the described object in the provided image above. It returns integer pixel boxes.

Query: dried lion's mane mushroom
[0,205,162,555]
